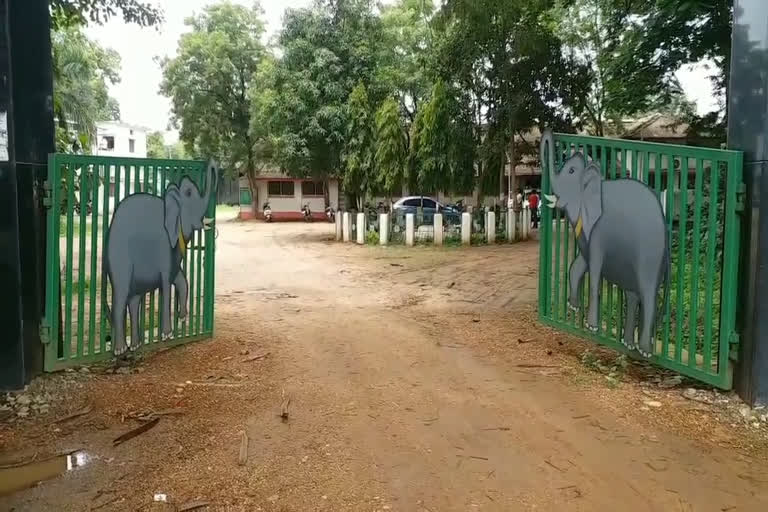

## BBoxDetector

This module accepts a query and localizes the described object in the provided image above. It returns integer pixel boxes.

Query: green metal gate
[539,134,743,389]
[41,154,217,371]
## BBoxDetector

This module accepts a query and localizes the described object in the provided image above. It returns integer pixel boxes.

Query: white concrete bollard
[461,212,471,245]
[522,207,530,240]
[433,213,443,246]
[405,213,415,246]
[380,213,389,245]
[335,211,343,241]
[342,212,351,242]
[507,209,516,242]
[486,211,496,243]
[356,213,365,244]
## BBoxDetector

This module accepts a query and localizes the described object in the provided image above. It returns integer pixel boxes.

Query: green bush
[365,230,379,245]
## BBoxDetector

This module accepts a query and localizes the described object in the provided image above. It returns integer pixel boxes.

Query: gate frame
[538,133,744,389]
[41,154,218,371]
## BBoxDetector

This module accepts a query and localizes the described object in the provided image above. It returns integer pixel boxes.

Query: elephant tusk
[544,194,558,208]
[203,217,214,231]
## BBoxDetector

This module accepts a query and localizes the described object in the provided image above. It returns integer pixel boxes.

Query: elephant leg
[568,253,588,312]
[128,295,142,351]
[637,289,657,359]
[174,271,189,320]
[160,277,173,340]
[111,288,128,357]
[622,291,639,350]
[586,252,603,331]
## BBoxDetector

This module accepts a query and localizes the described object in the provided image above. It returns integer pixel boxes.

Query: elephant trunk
[540,128,558,208]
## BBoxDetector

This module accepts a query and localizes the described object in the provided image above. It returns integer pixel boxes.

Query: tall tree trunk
[246,169,258,214]
[508,124,517,209]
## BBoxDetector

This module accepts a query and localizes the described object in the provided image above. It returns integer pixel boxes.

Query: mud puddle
[0,450,90,496]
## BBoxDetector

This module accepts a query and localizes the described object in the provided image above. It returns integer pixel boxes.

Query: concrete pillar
[507,209,516,242]
[486,211,496,244]
[379,213,389,245]
[405,213,415,246]
[356,213,365,244]
[335,211,343,241]
[461,212,471,245]
[728,0,768,404]
[433,213,443,246]
[342,212,351,242]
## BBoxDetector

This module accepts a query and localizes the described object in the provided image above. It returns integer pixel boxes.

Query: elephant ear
[164,185,182,249]
[579,163,603,241]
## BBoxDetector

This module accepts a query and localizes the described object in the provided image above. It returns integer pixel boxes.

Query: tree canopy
[51,0,163,30]
[260,0,384,184]
[160,1,267,185]
[52,25,121,153]
[155,0,731,206]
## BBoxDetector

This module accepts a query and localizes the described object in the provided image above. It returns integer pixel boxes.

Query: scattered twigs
[113,417,160,446]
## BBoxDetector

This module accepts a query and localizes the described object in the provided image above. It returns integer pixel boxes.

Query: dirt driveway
[2,219,768,511]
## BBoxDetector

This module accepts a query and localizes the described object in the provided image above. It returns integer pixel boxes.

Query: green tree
[377,0,434,128]
[374,98,407,202]
[433,0,590,199]
[409,80,474,196]
[264,0,383,187]
[599,0,731,138]
[146,131,165,158]
[552,0,621,136]
[51,0,163,29]
[52,26,121,153]
[160,1,267,202]
[342,83,376,209]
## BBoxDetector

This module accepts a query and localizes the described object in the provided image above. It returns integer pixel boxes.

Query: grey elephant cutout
[540,129,669,358]
[103,165,217,356]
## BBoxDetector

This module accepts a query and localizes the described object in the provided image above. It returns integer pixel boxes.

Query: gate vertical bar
[89,164,99,356]
[63,163,74,360]
[689,158,704,368]
[703,161,719,372]
[76,165,87,358]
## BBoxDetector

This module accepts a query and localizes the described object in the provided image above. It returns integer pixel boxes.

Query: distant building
[89,121,151,213]
[238,169,339,221]
[92,121,148,158]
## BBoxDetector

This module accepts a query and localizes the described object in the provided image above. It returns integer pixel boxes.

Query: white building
[238,169,339,221]
[92,120,148,158]
[89,121,151,213]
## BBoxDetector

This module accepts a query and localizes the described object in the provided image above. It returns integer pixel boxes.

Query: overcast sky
[90,0,719,142]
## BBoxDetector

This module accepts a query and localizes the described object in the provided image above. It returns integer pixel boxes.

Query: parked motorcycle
[302,203,313,222]
[325,205,335,223]
[263,201,273,223]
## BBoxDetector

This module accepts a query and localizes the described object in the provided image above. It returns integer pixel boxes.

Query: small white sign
[0,111,7,161]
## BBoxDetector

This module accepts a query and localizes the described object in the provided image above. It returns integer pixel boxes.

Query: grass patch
[59,216,93,238]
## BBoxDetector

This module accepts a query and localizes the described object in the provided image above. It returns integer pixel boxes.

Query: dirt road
[2,218,768,511]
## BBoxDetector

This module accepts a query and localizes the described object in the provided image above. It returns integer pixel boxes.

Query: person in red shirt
[528,190,540,228]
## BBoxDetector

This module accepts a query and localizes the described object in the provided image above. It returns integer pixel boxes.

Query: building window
[129,139,135,153]
[301,181,324,196]
[99,136,115,151]
[268,181,294,197]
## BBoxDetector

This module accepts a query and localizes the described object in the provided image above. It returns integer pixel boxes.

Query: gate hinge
[42,180,53,208]
[728,331,740,361]
[40,320,51,345]
[735,182,746,212]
